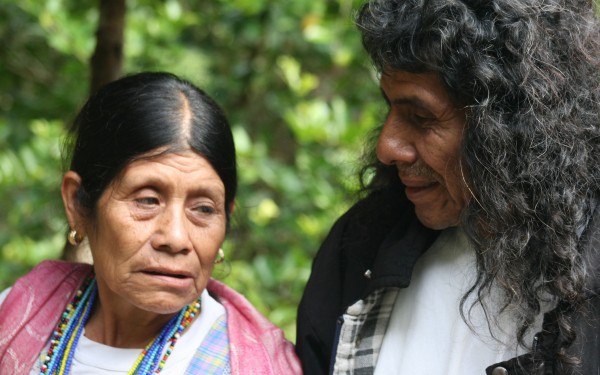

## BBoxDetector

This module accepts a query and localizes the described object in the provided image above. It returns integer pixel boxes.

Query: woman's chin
[131,293,198,315]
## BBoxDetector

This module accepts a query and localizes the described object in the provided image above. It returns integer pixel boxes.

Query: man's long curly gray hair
[357,0,600,368]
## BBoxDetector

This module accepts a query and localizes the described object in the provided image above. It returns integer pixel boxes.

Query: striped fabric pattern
[185,315,231,374]
[332,288,399,375]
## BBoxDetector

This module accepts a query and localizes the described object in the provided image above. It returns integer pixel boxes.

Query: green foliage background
[0,0,382,341]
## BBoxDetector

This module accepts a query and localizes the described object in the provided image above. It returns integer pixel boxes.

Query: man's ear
[228,200,235,216]
[61,171,85,231]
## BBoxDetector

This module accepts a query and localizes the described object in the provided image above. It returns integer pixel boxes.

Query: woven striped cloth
[185,314,231,374]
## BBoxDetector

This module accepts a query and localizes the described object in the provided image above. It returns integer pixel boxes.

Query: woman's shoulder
[0,260,93,323]
[0,287,11,307]
[2,260,92,301]
[23,259,92,280]
[206,278,273,332]
[206,279,302,374]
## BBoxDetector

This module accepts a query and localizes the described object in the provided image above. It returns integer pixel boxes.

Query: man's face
[378,70,468,230]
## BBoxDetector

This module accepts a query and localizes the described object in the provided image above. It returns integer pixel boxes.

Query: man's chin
[415,208,460,230]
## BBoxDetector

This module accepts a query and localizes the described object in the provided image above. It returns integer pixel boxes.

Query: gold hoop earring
[68,229,82,246]
[214,248,225,264]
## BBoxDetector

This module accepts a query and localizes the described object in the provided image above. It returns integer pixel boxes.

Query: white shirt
[374,228,543,374]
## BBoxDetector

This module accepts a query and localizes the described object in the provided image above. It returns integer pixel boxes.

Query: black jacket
[296,188,600,374]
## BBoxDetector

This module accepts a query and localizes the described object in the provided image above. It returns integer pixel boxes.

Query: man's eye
[412,113,434,125]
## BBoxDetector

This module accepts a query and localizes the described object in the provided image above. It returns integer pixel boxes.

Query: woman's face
[66,150,227,314]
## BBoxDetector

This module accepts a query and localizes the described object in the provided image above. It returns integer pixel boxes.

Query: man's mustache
[397,163,438,179]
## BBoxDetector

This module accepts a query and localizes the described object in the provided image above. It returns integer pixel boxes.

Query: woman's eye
[194,205,215,215]
[135,197,159,206]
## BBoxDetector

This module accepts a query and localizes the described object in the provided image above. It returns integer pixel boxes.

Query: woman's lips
[144,270,187,279]
[141,268,194,288]
[142,267,192,278]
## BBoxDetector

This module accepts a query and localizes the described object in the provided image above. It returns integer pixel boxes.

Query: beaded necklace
[40,275,201,375]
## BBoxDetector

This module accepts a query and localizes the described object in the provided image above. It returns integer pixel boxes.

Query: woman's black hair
[65,72,237,220]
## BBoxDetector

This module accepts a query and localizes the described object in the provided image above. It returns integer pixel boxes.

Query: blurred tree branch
[63,0,125,262]
[90,0,125,94]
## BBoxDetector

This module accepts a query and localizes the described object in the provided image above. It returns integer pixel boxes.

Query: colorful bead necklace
[40,275,201,375]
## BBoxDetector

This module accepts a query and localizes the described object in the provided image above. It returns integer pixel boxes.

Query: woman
[0,72,301,374]
[297,0,600,374]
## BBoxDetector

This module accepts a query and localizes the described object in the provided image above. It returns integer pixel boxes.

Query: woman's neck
[83,290,178,348]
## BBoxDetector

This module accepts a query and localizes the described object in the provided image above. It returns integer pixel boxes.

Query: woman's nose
[153,206,192,253]
[376,119,418,166]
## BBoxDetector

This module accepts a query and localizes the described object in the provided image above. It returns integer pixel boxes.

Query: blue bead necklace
[40,275,201,375]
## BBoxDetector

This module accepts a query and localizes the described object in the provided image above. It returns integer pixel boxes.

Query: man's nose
[376,119,418,166]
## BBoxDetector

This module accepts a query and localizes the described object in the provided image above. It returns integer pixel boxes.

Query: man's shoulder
[336,188,413,244]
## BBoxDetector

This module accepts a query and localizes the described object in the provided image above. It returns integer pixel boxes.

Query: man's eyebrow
[380,88,430,110]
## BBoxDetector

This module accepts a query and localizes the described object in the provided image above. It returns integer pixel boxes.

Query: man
[296,0,600,374]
